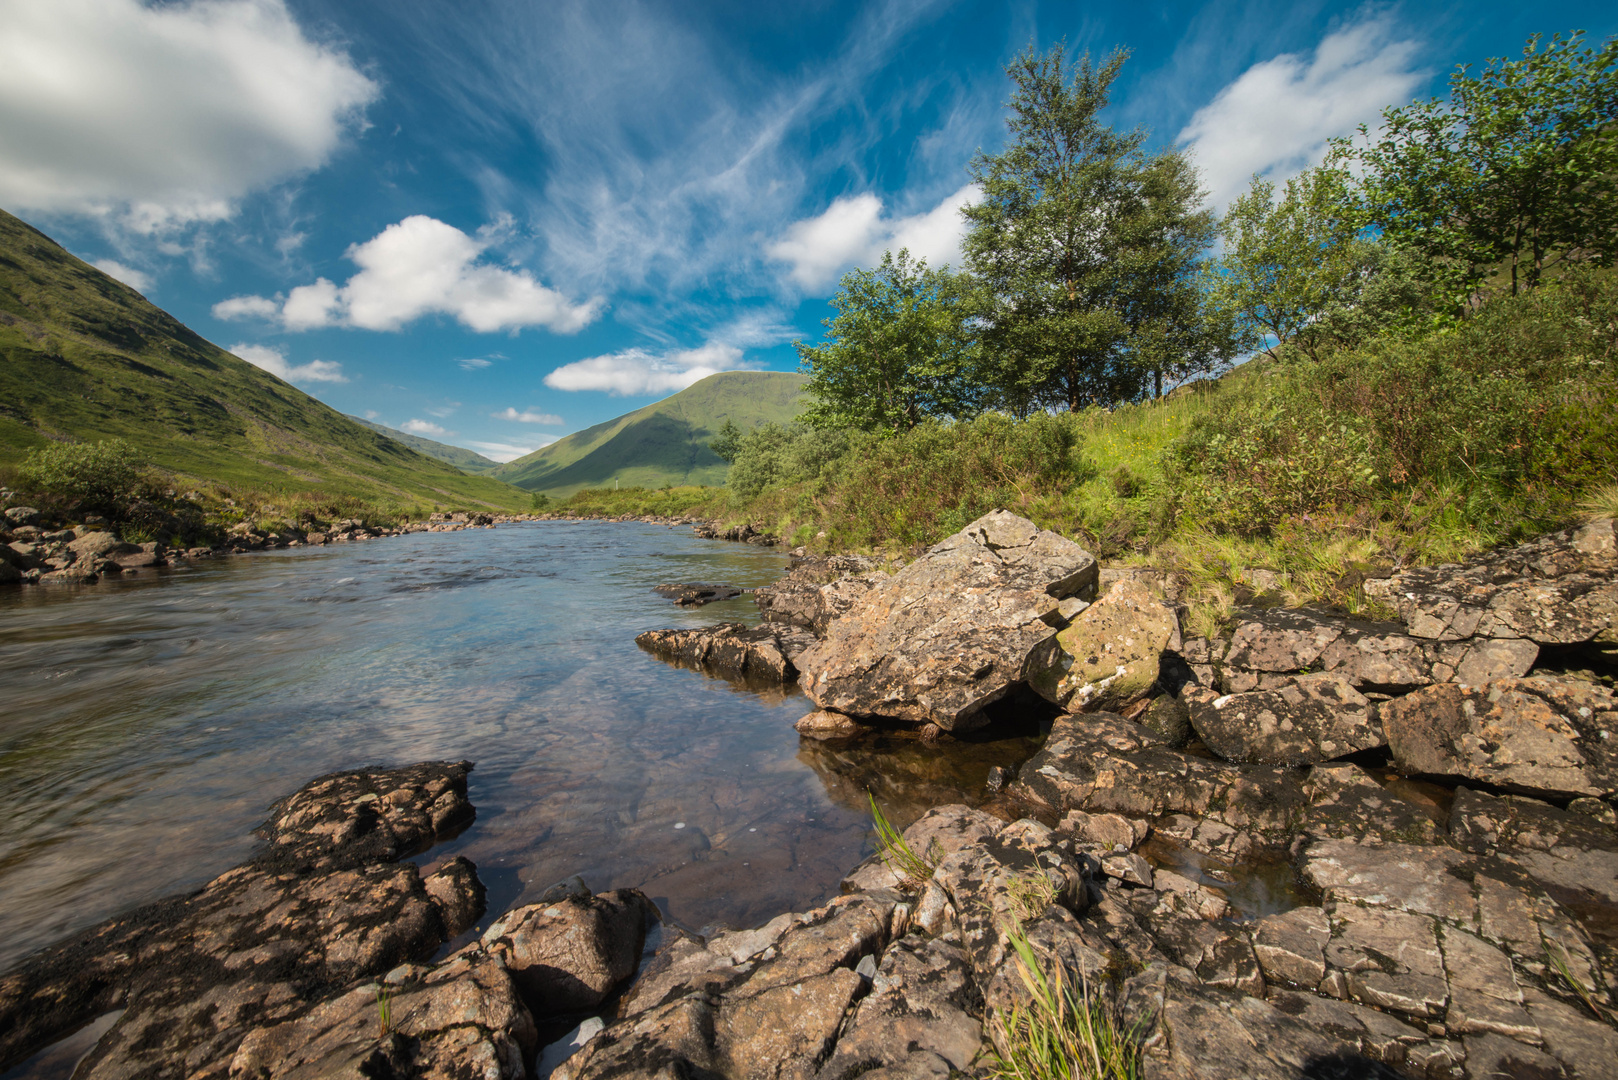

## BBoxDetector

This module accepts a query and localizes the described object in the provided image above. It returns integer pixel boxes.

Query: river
[0,521,1041,974]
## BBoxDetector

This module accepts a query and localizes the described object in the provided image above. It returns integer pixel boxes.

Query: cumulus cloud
[213,215,603,334]
[1179,15,1424,210]
[0,0,378,230]
[493,408,564,425]
[230,342,347,384]
[468,439,555,462]
[92,259,152,293]
[400,418,450,437]
[544,342,751,396]
[769,184,980,292]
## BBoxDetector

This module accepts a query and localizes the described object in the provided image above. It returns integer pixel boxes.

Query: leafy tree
[795,249,981,433]
[1206,152,1378,361]
[964,43,1224,409]
[1355,31,1618,298]
[19,438,146,510]
[708,419,744,463]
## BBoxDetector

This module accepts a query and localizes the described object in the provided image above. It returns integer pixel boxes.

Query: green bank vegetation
[540,31,1618,637]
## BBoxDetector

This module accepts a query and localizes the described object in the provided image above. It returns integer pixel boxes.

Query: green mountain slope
[494,370,810,495]
[347,416,501,474]
[0,208,528,510]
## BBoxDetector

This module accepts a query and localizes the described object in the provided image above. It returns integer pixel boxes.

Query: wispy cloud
[458,357,494,370]
[492,407,564,424]
[1178,14,1425,210]
[0,0,377,232]
[92,258,152,293]
[400,418,451,437]
[230,342,347,384]
[213,215,603,333]
[468,439,554,462]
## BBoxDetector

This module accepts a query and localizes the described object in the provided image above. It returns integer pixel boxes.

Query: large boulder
[1039,577,1179,712]
[1381,675,1618,799]
[68,531,138,562]
[795,511,1097,730]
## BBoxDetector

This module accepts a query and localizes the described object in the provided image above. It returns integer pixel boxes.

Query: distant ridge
[0,207,529,510]
[348,416,502,474]
[495,370,810,495]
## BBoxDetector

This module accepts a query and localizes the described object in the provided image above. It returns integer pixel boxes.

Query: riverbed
[0,521,1041,973]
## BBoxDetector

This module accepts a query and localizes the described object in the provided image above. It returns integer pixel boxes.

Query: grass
[1547,943,1610,1022]
[869,793,941,888]
[1002,872,1061,925]
[987,920,1144,1080]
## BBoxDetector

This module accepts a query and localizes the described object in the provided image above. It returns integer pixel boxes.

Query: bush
[19,439,147,511]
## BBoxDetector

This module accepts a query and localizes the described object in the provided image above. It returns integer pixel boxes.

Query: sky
[2,0,1613,462]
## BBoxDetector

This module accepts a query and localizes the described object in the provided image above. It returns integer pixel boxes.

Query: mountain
[347,416,502,474]
[494,370,810,495]
[0,208,528,510]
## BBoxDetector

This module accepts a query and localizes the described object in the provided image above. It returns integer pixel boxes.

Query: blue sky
[2,1,1613,461]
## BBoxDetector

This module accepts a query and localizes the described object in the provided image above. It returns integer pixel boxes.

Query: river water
[0,521,1042,973]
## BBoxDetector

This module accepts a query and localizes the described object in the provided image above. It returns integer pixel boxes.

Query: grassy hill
[0,208,529,511]
[495,370,810,495]
[348,416,501,474]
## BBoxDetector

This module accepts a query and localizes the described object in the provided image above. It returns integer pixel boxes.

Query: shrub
[19,439,147,511]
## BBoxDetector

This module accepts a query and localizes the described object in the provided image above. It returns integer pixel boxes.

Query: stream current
[0,521,1043,973]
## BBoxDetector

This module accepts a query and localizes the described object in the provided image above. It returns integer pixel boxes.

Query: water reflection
[0,522,1041,971]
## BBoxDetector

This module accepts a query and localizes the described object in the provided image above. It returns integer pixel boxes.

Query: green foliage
[555,485,718,519]
[964,42,1225,411]
[1355,31,1618,298]
[988,920,1143,1080]
[797,249,983,433]
[868,793,940,888]
[725,424,855,501]
[19,439,146,511]
[530,492,550,510]
[708,419,744,463]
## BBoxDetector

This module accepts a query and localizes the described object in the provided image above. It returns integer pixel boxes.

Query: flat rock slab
[636,622,811,685]
[1185,674,1384,766]
[795,510,1097,730]
[652,582,745,606]
[1365,518,1617,644]
[0,762,480,1080]
[1382,675,1618,799]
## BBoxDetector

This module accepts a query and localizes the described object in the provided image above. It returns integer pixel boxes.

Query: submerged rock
[652,582,745,607]
[795,511,1097,730]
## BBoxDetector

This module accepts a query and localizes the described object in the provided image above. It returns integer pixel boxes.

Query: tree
[795,249,980,433]
[1356,31,1618,298]
[1205,151,1377,361]
[708,419,744,463]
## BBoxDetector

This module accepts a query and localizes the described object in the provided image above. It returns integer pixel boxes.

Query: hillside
[495,370,810,495]
[0,209,529,511]
[348,416,501,474]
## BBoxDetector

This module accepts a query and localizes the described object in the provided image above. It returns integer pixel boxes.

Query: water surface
[0,521,1038,972]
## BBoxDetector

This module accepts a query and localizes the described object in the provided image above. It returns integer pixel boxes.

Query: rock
[0,561,19,585]
[482,889,654,1012]
[1101,852,1154,886]
[1297,764,1445,846]
[794,709,863,740]
[424,856,486,936]
[1184,675,1383,766]
[1365,518,1617,645]
[0,762,478,1080]
[1010,712,1308,850]
[1139,691,1193,745]
[1249,906,1330,990]
[68,531,139,562]
[1326,905,1448,1019]
[1382,675,1618,799]
[636,622,802,685]
[1055,809,1148,850]
[841,805,1001,894]
[1447,787,1618,905]
[754,556,883,637]
[652,582,744,607]
[229,957,536,1080]
[3,506,38,526]
[795,510,1097,730]
[1042,578,1179,712]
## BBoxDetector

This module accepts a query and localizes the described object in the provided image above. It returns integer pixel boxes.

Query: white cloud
[0,0,378,231]
[363,410,379,420]
[400,418,451,437]
[212,294,280,320]
[468,439,555,462]
[1179,15,1424,210]
[92,258,152,292]
[493,408,564,425]
[230,342,348,384]
[458,357,494,370]
[213,216,603,334]
[544,342,751,396]
[769,184,979,291]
